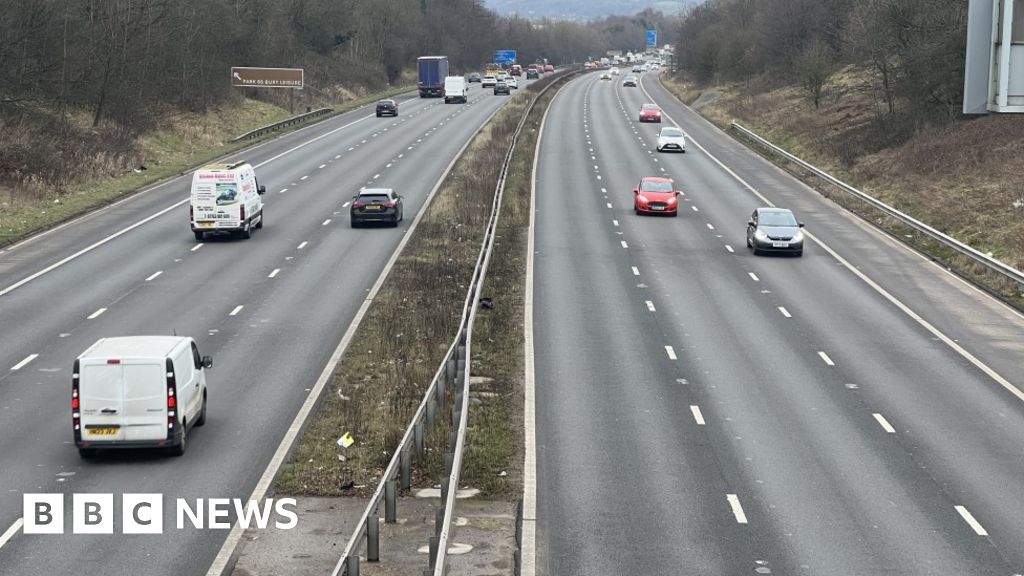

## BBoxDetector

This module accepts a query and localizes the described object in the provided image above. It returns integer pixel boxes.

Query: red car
[633,176,681,216]
[639,103,662,123]
[543,64,555,73]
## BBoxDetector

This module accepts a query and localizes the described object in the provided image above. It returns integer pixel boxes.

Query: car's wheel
[752,247,762,256]
[254,210,263,229]
[376,112,381,117]
[794,250,803,257]
[194,231,204,241]
[746,236,752,248]
[671,211,678,217]
[239,221,251,239]
[195,392,207,427]
[78,448,97,459]
[168,422,186,456]
[351,219,360,229]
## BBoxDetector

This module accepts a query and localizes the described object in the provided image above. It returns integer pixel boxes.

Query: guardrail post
[435,508,445,537]
[437,368,448,406]
[444,452,454,476]
[400,449,412,490]
[426,396,436,428]
[385,480,397,524]
[441,478,450,502]
[347,555,360,576]
[448,430,458,452]
[429,536,440,569]
[367,515,380,562]
[414,421,425,461]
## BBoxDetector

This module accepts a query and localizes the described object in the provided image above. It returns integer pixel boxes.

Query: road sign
[230,67,304,88]
[494,50,517,65]
[646,30,657,48]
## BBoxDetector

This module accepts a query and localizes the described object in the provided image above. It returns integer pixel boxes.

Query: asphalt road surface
[0,79,534,576]
[532,71,1024,575]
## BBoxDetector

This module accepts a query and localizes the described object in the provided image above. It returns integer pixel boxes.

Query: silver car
[746,207,804,256]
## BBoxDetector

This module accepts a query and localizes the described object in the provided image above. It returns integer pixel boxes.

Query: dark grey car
[494,81,510,95]
[351,188,403,227]
[746,207,804,256]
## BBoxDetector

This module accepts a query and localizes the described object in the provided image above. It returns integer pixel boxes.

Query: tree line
[674,0,967,126]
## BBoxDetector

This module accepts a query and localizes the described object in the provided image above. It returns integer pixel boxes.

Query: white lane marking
[873,413,896,433]
[268,269,280,278]
[725,245,735,253]
[665,346,677,360]
[322,219,332,226]
[818,351,835,366]
[690,405,706,425]
[87,308,107,320]
[279,188,289,194]
[373,174,380,179]
[349,147,355,151]
[386,163,393,168]
[0,518,24,551]
[335,155,341,159]
[297,241,308,250]
[342,201,351,208]
[398,154,404,159]
[706,223,715,230]
[612,220,619,227]
[778,306,792,318]
[11,354,38,371]
[632,266,640,276]
[597,175,602,180]
[748,272,760,282]
[727,494,748,524]
[646,301,656,312]
[145,270,163,282]
[191,243,204,252]
[621,241,629,249]
[601,188,607,193]
[606,203,613,208]
[318,164,326,169]
[692,206,699,212]
[229,305,244,317]
[300,175,309,181]
[362,139,368,144]
[954,506,988,535]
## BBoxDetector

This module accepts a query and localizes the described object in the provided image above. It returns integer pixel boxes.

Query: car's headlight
[754,230,768,240]
[637,195,649,203]
[792,230,804,242]
[667,195,678,204]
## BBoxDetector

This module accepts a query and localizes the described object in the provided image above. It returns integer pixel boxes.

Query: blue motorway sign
[494,50,517,65]
[646,30,657,48]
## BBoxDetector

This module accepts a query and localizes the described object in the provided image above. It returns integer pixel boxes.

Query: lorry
[444,76,468,103]
[417,56,449,97]
[190,161,265,240]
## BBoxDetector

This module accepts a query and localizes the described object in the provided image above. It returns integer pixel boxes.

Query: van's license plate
[89,428,118,436]
[198,222,214,228]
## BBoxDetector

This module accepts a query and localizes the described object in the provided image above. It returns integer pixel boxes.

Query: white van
[190,161,265,240]
[444,76,468,104]
[72,336,212,458]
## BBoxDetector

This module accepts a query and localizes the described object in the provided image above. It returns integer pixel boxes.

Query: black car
[375,99,397,117]
[351,188,403,227]
[526,68,540,79]
[494,81,510,95]
[468,72,482,83]
[746,207,804,256]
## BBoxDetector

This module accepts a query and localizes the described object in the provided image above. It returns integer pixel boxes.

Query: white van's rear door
[123,363,167,441]
[80,364,126,442]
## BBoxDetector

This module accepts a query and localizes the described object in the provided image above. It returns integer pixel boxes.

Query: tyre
[752,247,762,256]
[391,217,399,227]
[746,236,752,248]
[254,210,263,229]
[794,250,803,258]
[194,231,204,241]
[195,392,207,427]
[78,448,97,459]
[376,112,381,117]
[351,219,360,229]
[239,221,251,239]
[168,422,186,456]
[671,211,678,217]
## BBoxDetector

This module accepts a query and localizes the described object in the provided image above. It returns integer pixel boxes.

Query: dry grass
[664,69,1024,303]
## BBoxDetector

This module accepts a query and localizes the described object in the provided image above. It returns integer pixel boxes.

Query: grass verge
[0,85,413,249]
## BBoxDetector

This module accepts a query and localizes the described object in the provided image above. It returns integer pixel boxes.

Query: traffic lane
[0,88,523,573]
[0,85,506,380]
[629,76,1024,568]
[534,73,780,576]
[585,77,1015,574]
[640,74,1024,403]
[0,92,437,294]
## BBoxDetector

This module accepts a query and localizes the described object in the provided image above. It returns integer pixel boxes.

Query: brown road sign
[231,67,304,88]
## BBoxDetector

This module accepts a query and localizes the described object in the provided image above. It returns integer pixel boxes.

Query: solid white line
[690,405,706,425]
[229,305,244,316]
[87,308,107,320]
[873,413,896,433]
[706,223,715,230]
[268,269,280,278]
[954,506,988,535]
[322,219,332,226]
[778,306,792,318]
[621,240,629,248]
[748,272,760,282]
[297,241,308,250]
[632,266,640,276]
[665,346,677,360]
[612,220,619,227]
[646,300,656,312]
[0,518,23,551]
[725,245,734,253]
[145,270,163,282]
[300,175,308,181]
[818,351,835,366]
[727,494,748,524]
[191,243,203,252]
[11,354,38,371]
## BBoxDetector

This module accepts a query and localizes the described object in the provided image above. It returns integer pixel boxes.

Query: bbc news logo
[23,494,297,534]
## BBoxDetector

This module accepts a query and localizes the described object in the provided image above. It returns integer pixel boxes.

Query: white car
[656,126,686,153]
[610,67,620,75]
[506,76,518,89]
[482,75,497,87]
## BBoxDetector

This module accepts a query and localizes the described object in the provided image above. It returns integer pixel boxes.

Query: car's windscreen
[661,128,683,137]
[358,194,390,203]
[640,181,673,193]
[759,212,798,226]
[642,104,659,110]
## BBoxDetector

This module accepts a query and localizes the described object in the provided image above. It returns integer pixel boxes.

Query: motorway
[532,71,1024,574]
[0,79,532,575]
